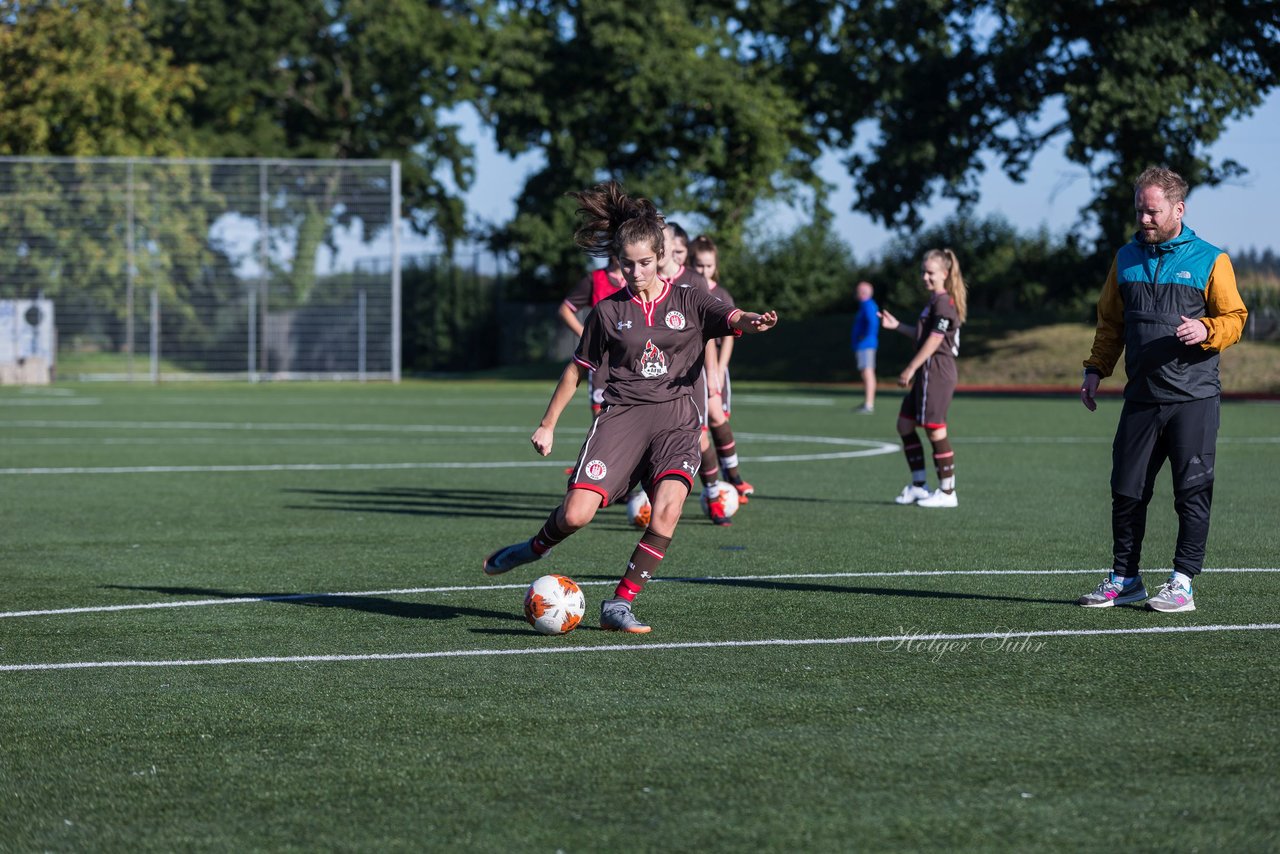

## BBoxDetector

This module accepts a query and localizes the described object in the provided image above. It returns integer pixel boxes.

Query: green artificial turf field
[2,381,1277,851]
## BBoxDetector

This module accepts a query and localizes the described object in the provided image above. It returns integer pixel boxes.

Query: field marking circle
[0,427,898,474]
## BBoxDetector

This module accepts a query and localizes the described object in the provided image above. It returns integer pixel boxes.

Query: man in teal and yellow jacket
[1077,166,1248,614]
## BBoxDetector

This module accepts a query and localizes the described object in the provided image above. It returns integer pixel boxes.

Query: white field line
[0,431,899,474]
[0,419,532,433]
[4,623,1279,673]
[3,568,1277,620]
[0,461,577,475]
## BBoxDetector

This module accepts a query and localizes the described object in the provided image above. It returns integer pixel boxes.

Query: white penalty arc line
[4,568,1278,620]
[0,435,899,475]
[4,623,1279,673]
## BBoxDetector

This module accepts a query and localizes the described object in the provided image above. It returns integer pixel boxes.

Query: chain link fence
[0,157,400,383]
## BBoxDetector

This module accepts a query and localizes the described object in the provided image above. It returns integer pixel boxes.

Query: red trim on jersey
[628,281,671,327]
[570,482,610,506]
[659,265,685,287]
[573,355,596,372]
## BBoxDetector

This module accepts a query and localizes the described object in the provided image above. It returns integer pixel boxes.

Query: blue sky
[443,90,1280,260]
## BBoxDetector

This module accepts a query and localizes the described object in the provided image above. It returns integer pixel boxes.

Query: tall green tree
[480,0,823,295]
[0,0,201,155]
[148,0,482,255]
[794,0,1280,252]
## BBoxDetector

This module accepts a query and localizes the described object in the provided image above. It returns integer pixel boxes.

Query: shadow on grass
[283,486,559,521]
[573,574,1066,605]
[282,485,721,528]
[102,584,522,623]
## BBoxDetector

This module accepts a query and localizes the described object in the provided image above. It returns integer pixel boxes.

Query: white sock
[1172,571,1194,590]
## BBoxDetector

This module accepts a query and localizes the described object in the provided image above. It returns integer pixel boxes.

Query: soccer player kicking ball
[482,181,778,633]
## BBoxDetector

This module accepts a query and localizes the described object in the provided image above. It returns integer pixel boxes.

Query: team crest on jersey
[638,339,668,379]
[664,310,687,330]
[583,459,608,480]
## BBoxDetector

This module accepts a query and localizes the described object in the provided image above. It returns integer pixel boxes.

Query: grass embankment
[729,312,1280,394]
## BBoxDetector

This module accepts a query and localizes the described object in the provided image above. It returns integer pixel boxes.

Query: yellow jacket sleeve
[1200,254,1248,352]
[1083,258,1125,378]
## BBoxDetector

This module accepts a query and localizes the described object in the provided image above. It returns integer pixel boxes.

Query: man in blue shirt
[851,280,879,413]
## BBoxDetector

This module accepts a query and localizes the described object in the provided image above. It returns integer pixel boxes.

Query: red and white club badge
[664,311,687,330]
[584,459,608,480]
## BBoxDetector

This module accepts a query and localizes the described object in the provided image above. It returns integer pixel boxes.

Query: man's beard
[1140,223,1179,244]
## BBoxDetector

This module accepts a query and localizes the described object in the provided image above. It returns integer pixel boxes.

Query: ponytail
[568,181,665,260]
[923,247,968,324]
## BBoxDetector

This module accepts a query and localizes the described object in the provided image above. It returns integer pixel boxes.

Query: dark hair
[568,181,665,259]
[689,234,718,258]
[666,221,689,244]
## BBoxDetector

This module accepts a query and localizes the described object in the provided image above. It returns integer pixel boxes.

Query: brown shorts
[567,396,702,506]
[899,360,956,429]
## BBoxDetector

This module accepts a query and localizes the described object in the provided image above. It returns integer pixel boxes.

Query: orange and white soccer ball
[699,482,740,519]
[626,490,652,528]
[523,574,586,635]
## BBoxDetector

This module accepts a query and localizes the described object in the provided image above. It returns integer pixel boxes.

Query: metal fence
[0,157,400,383]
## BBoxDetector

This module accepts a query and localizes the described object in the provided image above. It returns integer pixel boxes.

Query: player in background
[558,256,626,416]
[851,280,879,413]
[656,223,732,525]
[482,181,778,633]
[878,248,967,508]
[691,235,755,508]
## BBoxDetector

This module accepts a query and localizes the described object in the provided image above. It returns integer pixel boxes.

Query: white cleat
[894,484,931,505]
[917,489,958,508]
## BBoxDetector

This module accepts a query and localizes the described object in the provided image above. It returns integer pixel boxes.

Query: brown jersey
[705,280,736,354]
[663,265,710,292]
[915,292,961,372]
[575,281,740,407]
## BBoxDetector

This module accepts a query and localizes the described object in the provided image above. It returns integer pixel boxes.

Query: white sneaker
[894,484,930,505]
[917,489,958,508]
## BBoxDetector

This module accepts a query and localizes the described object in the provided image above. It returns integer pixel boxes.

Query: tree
[479,0,823,295]
[147,0,483,248]
[0,0,201,156]
[797,0,1280,252]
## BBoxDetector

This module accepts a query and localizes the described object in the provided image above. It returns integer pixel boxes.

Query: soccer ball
[626,489,652,528]
[523,574,586,635]
[699,482,740,519]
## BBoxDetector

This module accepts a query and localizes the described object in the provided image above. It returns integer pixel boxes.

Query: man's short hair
[1134,166,1188,205]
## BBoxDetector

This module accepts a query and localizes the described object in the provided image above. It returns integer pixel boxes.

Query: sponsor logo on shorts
[664,311,687,330]
[584,459,608,480]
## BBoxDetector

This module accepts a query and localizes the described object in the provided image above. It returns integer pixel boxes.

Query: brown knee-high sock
[930,437,955,493]
[709,421,742,483]
[699,439,720,488]
[531,507,574,555]
[901,433,927,485]
[614,529,673,602]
